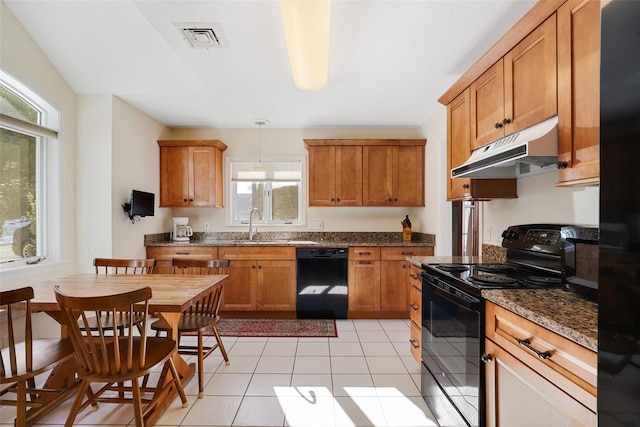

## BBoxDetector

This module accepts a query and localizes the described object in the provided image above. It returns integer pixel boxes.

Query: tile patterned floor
[0,319,438,427]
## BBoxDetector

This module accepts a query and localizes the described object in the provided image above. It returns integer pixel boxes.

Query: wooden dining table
[26,273,228,426]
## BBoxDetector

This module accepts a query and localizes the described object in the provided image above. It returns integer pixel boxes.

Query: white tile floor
[0,319,438,427]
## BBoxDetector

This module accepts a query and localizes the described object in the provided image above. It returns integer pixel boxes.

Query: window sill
[0,259,69,285]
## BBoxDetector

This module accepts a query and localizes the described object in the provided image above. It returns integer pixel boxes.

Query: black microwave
[562,226,599,300]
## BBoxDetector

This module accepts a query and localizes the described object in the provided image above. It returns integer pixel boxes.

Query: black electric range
[419,224,591,427]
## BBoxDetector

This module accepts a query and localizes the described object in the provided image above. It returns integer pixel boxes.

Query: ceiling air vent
[175,23,226,49]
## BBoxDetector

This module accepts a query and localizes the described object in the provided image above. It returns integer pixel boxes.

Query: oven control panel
[501,225,564,253]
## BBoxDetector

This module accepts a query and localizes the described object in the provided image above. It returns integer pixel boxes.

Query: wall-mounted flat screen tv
[123,190,155,221]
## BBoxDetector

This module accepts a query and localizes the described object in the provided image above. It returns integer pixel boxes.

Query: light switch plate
[307,220,324,230]
[484,227,491,242]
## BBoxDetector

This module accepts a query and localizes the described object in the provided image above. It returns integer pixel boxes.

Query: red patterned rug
[211,318,337,338]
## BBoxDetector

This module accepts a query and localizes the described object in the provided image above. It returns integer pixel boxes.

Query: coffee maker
[172,217,193,242]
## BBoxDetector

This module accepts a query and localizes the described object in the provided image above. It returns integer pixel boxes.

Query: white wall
[481,172,600,245]
[0,1,78,289]
[111,96,170,259]
[417,107,451,255]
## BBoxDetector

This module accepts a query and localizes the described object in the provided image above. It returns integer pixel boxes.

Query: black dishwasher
[296,248,348,319]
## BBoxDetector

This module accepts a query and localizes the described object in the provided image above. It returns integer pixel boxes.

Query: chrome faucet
[248,208,262,240]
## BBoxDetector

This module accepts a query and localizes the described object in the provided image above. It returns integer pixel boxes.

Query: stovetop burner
[436,263,470,272]
[526,276,563,286]
[468,274,519,286]
[475,263,517,273]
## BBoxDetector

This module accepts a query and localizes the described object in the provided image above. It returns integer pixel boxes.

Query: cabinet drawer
[349,247,380,261]
[410,321,421,363]
[409,283,421,326]
[380,246,433,260]
[486,302,597,411]
[147,246,219,259]
[408,264,422,288]
[219,246,295,261]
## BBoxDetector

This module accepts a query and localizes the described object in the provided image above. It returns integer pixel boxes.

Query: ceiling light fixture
[253,119,269,171]
[279,0,331,90]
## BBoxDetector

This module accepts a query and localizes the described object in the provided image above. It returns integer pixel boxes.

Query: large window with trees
[0,70,58,266]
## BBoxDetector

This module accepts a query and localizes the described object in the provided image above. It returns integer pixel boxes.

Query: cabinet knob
[495,122,503,129]
[462,184,470,189]
[189,198,194,202]
[258,265,262,269]
[481,353,492,363]
[183,198,188,202]
[502,118,511,125]
[252,265,256,269]
[557,161,568,169]
[388,198,393,202]
[393,198,398,202]
[337,198,341,202]
[331,198,335,202]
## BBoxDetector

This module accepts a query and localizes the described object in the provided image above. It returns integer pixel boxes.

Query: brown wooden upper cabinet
[556,0,601,186]
[471,14,557,150]
[305,139,426,207]
[440,0,600,191]
[158,140,227,207]
[307,144,363,206]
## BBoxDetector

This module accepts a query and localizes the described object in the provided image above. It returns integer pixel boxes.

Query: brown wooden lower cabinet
[484,302,596,426]
[218,247,296,312]
[408,264,423,363]
[348,247,381,313]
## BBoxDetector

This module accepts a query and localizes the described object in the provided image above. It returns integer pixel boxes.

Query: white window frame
[0,69,61,276]
[225,156,307,227]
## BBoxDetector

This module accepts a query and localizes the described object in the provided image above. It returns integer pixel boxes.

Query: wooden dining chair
[150,258,230,398]
[0,287,78,427]
[54,285,188,427]
[85,258,156,334]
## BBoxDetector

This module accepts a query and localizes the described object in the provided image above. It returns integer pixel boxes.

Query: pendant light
[253,119,268,171]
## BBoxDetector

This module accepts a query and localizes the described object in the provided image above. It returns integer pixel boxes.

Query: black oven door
[421,271,483,427]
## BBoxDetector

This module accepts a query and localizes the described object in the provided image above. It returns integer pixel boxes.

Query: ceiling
[4,0,537,129]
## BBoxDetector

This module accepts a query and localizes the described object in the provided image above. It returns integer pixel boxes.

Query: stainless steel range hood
[451,116,558,179]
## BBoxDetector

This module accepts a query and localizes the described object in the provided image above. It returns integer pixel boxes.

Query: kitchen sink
[246,240,318,245]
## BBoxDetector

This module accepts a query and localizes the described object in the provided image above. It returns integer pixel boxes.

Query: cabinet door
[380,260,409,312]
[362,146,394,206]
[448,89,472,200]
[557,0,600,186]
[308,145,337,206]
[257,260,296,311]
[504,14,557,135]
[220,260,258,311]
[160,146,190,207]
[335,146,363,206]
[394,145,424,206]
[348,260,381,312]
[470,60,506,149]
[484,339,596,427]
[190,146,220,207]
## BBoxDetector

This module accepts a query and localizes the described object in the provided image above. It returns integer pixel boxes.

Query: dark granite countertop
[482,289,597,352]
[145,231,436,248]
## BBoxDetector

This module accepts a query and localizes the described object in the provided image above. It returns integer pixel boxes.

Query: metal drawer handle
[515,337,552,360]
[175,252,190,255]
[358,252,371,256]
[409,339,419,349]
[409,274,419,279]
[481,353,492,363]
[409,303,419,311]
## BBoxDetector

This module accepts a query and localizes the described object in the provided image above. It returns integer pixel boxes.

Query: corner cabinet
[158,140,227,207]
[556,0,600,186]
[484,302,596,426]
[305,139,426,207]
[447,89,517,201]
